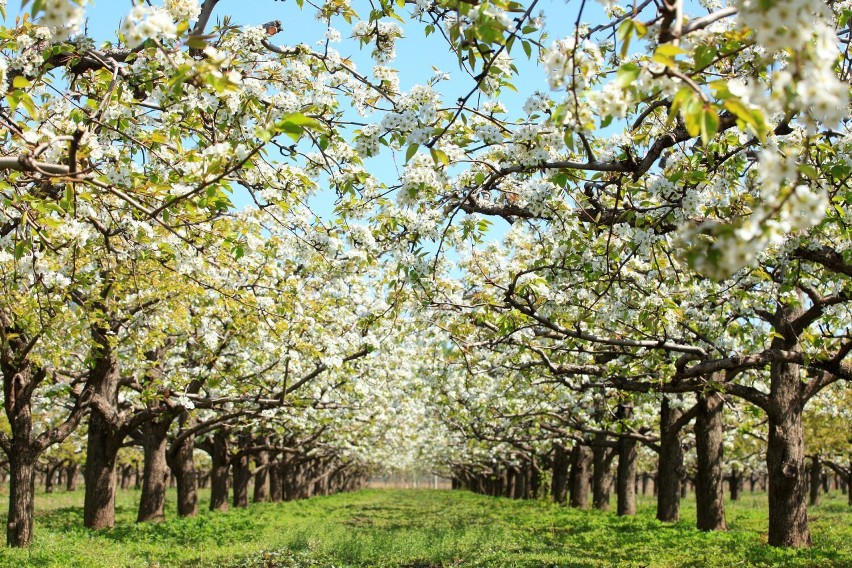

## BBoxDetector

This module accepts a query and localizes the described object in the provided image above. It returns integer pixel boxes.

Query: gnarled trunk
[167,428,198,517]
[83,325,123,530]
[137,417,171,523]
[551,444,570,505]
[695,391,727,531]
[569,445,592,508]
[809,456,821,507]
[592,441,615,511]
[766,358,810,547]
[83,411,123,529]
[657,395,683,522]
[66,462,79,491]
[6,453,36,548]
[208,429,230,512]
[729,466,741,501]
[253,443,270,503]
[269,459,283,502]
[232,454,251,508]
[617,434,637,516]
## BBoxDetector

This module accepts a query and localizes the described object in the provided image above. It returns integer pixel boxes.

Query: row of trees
[1,0,850,552]
[0,0,442,547]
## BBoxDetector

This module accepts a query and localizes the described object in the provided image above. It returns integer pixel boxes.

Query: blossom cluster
[164,0,201,22]
[737,0,849,129]
[122,4,178,48]
[543,37,603,92]
[352,20,404,63]
[684,146,828,279]
[39,0,87,43]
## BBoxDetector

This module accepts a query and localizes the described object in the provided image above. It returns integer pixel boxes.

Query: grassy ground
[0,487,849,567]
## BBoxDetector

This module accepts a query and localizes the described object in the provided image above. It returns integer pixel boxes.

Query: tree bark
[729,467,740,501]
[617,434,637,516]
[809,456,821,507]
[137,416,171,523]
[592,440,615,511]
[766,357,811,547]
[513,464,528,499]
[208,429,230,512]
[83,323,124,530]
[551,444,570,505]
[2,341,88,546]
[269,459,284,502]
[44,461,58,494]
[6,453,36,548]
[569,444,592,508]
[167,426,198,517]
[83,412,123,530]
[695,391,727,531]
[253,441,270,503]
[232,453,251,508]
[657,395,684,522]
[66,462,79,491]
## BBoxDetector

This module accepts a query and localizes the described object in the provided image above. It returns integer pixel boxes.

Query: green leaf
[430,148,449,166]
[616,20,634,59]
[276,112,319,142]
[693,45,717,69]
[699,105,719,146]
[722,99,766,140]
[17,92,37,118]
[616,63,640,88]
[405,144,419,163]
[12,75,31,89]
[799,164,819,180]
[14,240,27,260]
[667,87,694,128]
[655,44,687,58]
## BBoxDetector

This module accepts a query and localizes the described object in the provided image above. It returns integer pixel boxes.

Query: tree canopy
[1,0,850,551]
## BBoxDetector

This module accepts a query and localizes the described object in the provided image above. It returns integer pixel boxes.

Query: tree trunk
[44,462,56,494]
[513,465,528,499]
[167,428,198,517]
[809,456,821,507]
[119,465,132,490]
[269,459,283,502]
[253,443,270,503]
[83,330,123,530]
[208,429,230,512]
[66,463,79,491]
[569,445,592,508]
[695,391,727,531]
[83,418,122,529]
[729,467,740,501]
[592,441,615,511]
[232,453,250,508]
[657,395,683,523]
[551,445,570,505]
[530,458,541,499]
[137,417,171,523]
[134,460,142,490]
[617,434,637,516]
[766,358,811,547]
[6,453,36,548]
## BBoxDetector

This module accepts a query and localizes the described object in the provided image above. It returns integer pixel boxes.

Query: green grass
[0,487,849,567]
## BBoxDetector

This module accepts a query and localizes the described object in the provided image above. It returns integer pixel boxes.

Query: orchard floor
[0,488,850,567]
